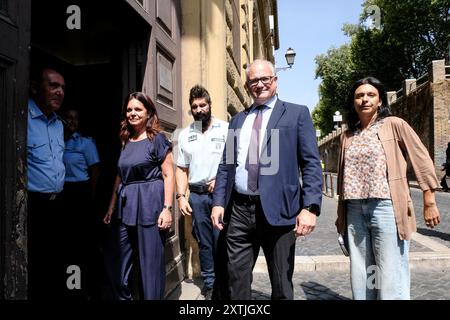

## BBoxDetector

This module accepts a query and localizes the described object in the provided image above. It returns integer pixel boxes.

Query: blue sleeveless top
[116,133,171,226]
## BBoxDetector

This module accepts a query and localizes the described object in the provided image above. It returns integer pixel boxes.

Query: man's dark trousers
[226,192,296,300]
[28,191,65,299]
[189,192,219,290]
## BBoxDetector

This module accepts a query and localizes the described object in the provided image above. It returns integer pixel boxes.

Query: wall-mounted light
[285,47,296,67]
[276,47,296,72]
[269,15,274,31]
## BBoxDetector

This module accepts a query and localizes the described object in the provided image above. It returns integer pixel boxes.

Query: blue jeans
[189,192,219,289]
[346,199,410,300]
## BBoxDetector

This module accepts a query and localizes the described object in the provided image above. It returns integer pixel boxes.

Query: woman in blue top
[103,92,174,300]
[61,108,101,300]
[63,109,101,192]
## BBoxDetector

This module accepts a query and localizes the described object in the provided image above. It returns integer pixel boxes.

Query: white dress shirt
[234,95,277,195]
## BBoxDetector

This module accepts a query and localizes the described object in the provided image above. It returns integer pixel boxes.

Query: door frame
[0,0,31,299]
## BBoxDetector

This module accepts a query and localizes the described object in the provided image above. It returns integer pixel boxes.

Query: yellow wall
[180,0,278,279]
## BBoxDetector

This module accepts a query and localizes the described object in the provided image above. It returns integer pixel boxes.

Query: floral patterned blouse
[343,119,391,200]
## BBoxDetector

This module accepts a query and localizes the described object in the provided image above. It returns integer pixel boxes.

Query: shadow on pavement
[166,277,203,300]
[251,289,271,300]
[299,281,351,300]
[417,227,450,242]
[251,283,351,300]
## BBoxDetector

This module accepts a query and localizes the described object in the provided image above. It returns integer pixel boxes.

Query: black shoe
[204,288,213,300]
[201,286,213,300]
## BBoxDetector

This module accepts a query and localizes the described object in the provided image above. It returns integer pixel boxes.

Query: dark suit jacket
[212,98,323,226]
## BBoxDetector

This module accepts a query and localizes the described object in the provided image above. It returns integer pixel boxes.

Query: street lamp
[276,47,296,72]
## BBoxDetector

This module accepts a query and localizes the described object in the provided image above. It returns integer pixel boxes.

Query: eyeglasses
[247,76,275,87]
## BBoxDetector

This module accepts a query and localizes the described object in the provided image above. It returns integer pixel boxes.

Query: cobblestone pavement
[251,267,450,300]
[250,187,450,301]
[177,186,450,301]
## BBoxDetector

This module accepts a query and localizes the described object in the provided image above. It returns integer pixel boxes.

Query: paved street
[252,267,450,300]
[171,186,450,300]
[251,187,450,300]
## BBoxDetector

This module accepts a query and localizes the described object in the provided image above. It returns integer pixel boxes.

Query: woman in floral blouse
[335,77,441,300]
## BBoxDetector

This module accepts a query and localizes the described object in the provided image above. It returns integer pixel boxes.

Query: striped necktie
[246,105,265,192]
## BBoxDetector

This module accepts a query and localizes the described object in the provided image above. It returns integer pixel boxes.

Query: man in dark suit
[211,59,322,300]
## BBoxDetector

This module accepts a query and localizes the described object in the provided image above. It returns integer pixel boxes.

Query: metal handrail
[416,72,429,86]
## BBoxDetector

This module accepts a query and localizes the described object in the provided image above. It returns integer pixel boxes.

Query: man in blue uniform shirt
[27,68,66,299]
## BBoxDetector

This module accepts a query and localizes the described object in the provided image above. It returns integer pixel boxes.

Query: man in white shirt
[176,85,228,300]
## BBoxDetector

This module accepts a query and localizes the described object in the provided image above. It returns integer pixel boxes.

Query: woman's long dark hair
[119,92,161,146]
[346,77,392,132]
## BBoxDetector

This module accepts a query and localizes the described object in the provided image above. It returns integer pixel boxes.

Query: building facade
[180,0,279,279]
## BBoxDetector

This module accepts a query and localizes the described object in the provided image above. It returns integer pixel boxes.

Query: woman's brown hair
[119,92,161,146]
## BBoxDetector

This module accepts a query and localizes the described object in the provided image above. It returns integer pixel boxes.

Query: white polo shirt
[176,117,229,185]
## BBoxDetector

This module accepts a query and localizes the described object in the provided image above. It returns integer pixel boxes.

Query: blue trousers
[189,192,219,289]
[105,221,166,300]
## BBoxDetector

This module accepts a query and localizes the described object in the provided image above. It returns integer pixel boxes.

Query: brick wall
[433,80,450,173]
[319,130,341,173]
[390,83,435,179]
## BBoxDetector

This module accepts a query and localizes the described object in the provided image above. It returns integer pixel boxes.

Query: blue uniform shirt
[64,132,100,182]
[27,99,65,193]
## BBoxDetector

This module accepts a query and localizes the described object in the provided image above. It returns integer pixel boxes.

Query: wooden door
[0,0,31,299]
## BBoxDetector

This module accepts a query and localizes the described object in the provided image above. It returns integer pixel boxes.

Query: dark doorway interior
[30,0,151,298]
[31,0,150,208]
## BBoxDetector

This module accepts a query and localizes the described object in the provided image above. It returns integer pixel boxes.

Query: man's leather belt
[29,191,59,201]
[234,191,260,203]
[189,184,209,194]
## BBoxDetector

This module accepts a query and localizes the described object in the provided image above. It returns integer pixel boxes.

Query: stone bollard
[429,59,446,83]
[403,79,417,95]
